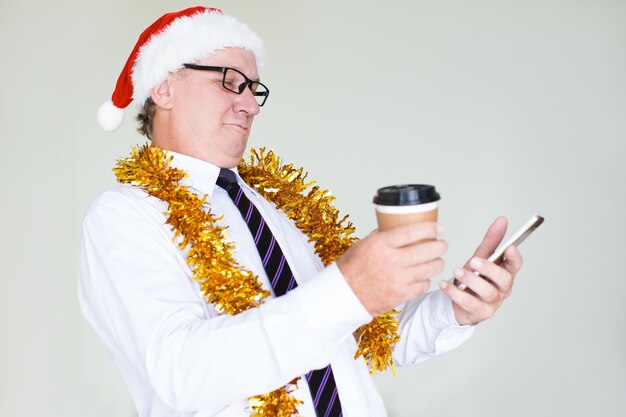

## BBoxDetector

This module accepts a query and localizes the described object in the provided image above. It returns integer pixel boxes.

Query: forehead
[196,48,259,78]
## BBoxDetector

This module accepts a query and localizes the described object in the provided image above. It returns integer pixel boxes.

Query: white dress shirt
[78,151,474,417]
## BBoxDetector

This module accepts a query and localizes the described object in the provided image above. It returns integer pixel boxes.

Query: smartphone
[488,214,545,265]
[454,214,545,290]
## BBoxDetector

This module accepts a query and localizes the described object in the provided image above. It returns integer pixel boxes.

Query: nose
[235,86,261,116]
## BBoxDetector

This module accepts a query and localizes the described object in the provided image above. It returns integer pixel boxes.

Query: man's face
[160,48,261,167]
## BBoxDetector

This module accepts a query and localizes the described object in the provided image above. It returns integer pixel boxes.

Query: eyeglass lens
[222,68,268,106]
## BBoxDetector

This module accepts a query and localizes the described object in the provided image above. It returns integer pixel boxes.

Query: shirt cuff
[395,289,475,366]
[427,290,475,353]
[287,263,372,344]
[428,289,465,328]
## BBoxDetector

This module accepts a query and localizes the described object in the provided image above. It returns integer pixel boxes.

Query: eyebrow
[185,63,262,83]
[228,65,261,82]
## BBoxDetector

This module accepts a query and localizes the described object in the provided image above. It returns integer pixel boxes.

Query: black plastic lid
[373,184,441,206]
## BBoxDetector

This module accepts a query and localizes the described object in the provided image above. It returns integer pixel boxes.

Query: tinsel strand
[239,148,401,374]
[248,379,302,417]
[114,144,298,416]
[113,144,402,416]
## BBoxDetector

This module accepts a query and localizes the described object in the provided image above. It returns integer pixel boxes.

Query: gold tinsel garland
[114,144,400,416]
[238,149,400,375]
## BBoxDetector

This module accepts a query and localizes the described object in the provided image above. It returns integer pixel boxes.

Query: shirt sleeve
[392,290,475,366]
[78,189,371,413]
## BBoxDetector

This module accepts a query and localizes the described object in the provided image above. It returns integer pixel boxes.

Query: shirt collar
[168,151,239,197]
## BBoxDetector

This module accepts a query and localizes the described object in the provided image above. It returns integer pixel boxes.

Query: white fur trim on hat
[131,10,265,109]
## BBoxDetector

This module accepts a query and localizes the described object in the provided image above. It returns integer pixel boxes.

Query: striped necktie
[216,168,343,417]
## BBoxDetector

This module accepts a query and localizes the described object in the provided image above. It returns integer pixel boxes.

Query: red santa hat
[97,6,266,131]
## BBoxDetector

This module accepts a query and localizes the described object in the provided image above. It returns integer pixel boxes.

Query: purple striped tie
[217,169,343,417]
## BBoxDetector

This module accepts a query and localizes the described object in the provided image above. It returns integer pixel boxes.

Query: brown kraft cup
[374,184,440,231]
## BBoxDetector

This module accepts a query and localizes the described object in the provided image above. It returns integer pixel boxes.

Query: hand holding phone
[455,215,544,290]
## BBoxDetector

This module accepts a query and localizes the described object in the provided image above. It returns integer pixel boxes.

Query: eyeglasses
[183,64,270,106]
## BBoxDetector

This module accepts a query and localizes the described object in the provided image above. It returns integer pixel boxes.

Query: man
[81,7,522,417]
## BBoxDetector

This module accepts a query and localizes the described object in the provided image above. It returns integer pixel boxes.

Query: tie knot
[216,168,238,190]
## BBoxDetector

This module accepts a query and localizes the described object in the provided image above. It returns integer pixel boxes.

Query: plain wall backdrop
[1,0,624,416]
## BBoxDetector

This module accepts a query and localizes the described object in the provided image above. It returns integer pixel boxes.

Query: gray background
[1,0,624,416]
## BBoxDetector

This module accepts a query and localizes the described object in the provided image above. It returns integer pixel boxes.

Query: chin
[231,143,249,161]
[222,151,247,168]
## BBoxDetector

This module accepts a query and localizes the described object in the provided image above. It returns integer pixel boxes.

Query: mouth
[225,123,248,132]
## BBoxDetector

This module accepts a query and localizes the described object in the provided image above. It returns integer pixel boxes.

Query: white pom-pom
[97,100,125,131]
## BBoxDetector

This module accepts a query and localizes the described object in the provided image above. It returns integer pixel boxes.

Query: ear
[150,73,176,110]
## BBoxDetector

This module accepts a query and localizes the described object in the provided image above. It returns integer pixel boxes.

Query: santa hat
[97,6,266,131]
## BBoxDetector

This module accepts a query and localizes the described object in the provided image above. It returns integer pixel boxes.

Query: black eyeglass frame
[183,64,269,106]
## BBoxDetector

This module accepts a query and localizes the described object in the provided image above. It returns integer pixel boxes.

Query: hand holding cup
[337,185,447,316]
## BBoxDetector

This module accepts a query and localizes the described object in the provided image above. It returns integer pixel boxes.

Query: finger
[441,279,477,307]
[380,222,444,248]
[407,279,432,299]
[406,258,445,284]
[440,280,498,323]
[468,257,513,294]
[468,216,508,263]
[453,266,501,303]
[501,245,523,275]
[398,239,448,266]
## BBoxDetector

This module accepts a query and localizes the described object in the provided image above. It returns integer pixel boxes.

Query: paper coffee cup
[373,184,440,231]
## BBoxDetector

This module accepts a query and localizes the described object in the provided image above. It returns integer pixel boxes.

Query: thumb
[467,216,508,265]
